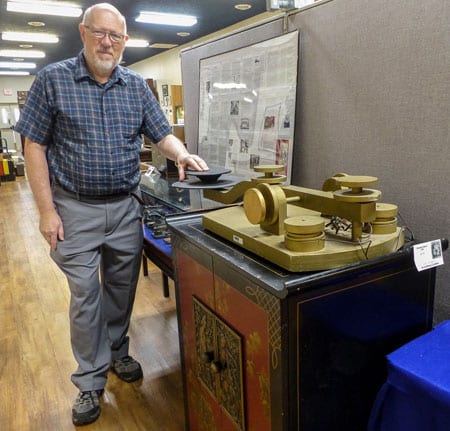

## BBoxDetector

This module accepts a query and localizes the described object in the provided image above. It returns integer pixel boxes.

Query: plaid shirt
[16,52,171,195]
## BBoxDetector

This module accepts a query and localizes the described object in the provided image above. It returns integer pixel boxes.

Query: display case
[139,177,223,296]
[168,212,438,431]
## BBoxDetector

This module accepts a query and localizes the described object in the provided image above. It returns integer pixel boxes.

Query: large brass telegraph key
[202,166,403,271]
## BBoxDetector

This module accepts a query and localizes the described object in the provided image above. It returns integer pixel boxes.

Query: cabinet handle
[210,360,224,374]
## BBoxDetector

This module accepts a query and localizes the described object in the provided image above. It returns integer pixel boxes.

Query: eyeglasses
[84,25,125,44]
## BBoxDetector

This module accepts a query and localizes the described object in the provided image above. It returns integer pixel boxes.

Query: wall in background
[0,76,34,151]
[0,76,34,104]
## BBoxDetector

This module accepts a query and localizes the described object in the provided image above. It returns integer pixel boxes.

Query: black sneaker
[72,390,101,426]
[112,355,143,382]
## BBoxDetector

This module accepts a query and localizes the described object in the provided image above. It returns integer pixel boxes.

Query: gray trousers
[51,187,143,392]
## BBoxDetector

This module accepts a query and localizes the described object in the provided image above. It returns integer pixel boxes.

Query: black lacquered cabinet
[168,212,437,431]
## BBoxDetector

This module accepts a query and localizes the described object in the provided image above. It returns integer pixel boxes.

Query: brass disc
[257,183,283,224]
[322,173,349,192]
[284,216,325,235]
[252,175,287,184]
[372,217,398,234]
[333,175,378,189]
[285,232,325,252]
[252,164,287,184]
[253,165,285,174]
[333,188,381,202]
[376,203,398,219]
[243,188,266,225]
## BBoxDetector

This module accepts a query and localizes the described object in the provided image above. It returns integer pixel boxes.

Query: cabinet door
[193,297,245,430]
[213,265,281,431]
[176,244,223,430]
[175,241,282,431]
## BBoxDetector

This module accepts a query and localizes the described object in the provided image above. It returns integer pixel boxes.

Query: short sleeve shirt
[15,52,171,195]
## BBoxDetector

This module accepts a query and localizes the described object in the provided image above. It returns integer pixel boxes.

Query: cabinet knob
[210,360,224,374]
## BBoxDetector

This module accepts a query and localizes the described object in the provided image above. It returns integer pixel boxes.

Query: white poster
[198,31,299,182]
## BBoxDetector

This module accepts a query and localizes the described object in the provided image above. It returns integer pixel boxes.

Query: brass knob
[210,360,224,374]
[333,175,378,191]
[332,175,381,203]
[252,164,287,184]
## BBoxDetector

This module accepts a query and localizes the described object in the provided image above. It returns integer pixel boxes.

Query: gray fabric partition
[181,0,450,322]
[291,0,449,322]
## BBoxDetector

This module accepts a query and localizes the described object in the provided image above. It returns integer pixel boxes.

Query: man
[15,3,208,426]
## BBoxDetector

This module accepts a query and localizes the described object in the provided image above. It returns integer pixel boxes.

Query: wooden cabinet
[160,84,184,126]
[175,243,274,430]
[169,213,437,431]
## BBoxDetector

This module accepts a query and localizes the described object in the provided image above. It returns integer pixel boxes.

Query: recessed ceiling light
[235,3,252,10]
[0,61,36,69]
[126,39,149,48]
[2,31,59,43]
[177,32,191,37]
[0,70,30,75]
[28,21,46,27]
[136,12,197,27]
[149,43,179,49]
[7,1,82,17]
[19,44,33,48]
[0,49,45,58]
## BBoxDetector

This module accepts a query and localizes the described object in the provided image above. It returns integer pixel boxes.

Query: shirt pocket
[117,107,143,140]
[56,108,97,142]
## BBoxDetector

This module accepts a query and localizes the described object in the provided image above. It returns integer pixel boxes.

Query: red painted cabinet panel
[175,245,282,431]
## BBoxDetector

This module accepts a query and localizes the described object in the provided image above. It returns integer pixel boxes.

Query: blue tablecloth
[369,320,450,431]
[142,224,172,258]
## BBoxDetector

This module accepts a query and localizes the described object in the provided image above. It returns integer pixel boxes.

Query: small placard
[413,240,444,272]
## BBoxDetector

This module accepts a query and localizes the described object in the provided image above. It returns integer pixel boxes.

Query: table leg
[162,272,170,297]
[142,254,148,276]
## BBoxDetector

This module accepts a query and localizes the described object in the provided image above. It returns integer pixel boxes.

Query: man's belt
[54,185,140,204]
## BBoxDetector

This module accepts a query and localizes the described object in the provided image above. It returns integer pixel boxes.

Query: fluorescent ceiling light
[2,31,59,43]
[0,70,30,75]
[149,43,178,49]
[7,0,82,17]
[0,49,45,58]
[136,12,197,27]
[126,39,149,48]
[0,61,36,69]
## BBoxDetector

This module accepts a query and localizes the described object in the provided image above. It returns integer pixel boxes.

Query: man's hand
[155,134,209,181]
[176,154,209,181]
[39,208,64,251]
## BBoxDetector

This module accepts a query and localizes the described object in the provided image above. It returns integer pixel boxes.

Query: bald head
[82,3,127,34]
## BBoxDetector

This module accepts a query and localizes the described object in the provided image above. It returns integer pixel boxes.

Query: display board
[197,31,299,181]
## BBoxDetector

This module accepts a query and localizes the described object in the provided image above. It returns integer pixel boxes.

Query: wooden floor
[0,177,185,430]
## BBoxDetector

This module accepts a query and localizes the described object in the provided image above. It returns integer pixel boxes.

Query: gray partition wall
[181,0,450,322]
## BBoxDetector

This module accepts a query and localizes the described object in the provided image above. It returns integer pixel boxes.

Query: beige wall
[0,76,34,150]
[128,11,281,93]
[0,76,34,104]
